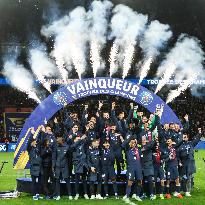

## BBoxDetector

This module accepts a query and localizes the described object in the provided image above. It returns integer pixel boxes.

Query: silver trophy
[156,104,164,111]
[134,105,138,111]
[156,104,164,117]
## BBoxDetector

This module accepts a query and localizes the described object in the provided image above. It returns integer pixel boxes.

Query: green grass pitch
[0,151,204,205]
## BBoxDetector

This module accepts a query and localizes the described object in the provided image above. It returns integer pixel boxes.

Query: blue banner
[4,112,31,141]
[1,77,205,85]
[0,143,17,152]
[0,78,9,85]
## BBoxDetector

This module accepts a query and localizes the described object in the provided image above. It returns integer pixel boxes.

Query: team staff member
[37,124,57,149]
[140,136,156,200]
[87,139,103,199]
[41,138,53,199]
[27,132,43,201]
[71,134,89,200]
[52,134,71,200]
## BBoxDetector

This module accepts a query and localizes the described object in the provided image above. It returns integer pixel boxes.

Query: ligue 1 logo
[53,92,68,106]
[139,91,153,105]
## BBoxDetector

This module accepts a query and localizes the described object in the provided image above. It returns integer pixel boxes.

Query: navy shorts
[166,166,179,180]
[113,150,123,162]
[89,172,102,182]
[142,167,154,177]
[102,166,116,181]
[179,164,192,180]
[127,167,143,181]
[154,165,165,181]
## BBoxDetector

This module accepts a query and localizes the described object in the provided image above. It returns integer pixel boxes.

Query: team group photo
[0,0,204,205]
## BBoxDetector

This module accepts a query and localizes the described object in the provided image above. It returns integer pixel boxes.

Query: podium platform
[16,176,181,196]
[16,178,127,196]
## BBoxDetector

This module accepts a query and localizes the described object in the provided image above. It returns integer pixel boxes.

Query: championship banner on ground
[13,77,182,169]
[4,112,31,140]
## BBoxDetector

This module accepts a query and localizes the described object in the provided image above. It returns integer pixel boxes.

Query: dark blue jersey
[122,137,141,168]
[101,148,115,167]
[178,133,201,164]
[164,146,178,168]
[108,132,122,151]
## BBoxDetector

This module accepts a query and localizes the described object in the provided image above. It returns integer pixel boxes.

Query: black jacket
[52,143,70,179]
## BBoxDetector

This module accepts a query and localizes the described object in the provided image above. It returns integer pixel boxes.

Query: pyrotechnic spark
[109,43,118,77]
[29,48,57,92]
[53,48,68,82]
[166,73,198,103]
[27,91,41,103]
[138,57,152,84]
[90,40,101,78]
[88,0,113,77]
[155,63,176,94]
[122,44,135,79]
[69,40,86,80]
[3,61,41,103]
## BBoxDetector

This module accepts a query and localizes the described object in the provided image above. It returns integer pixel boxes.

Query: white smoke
[3,61,41,103]
[41,15,70,82]
[190,83,205,98]
[67,7,89,79]
[41,15,70,37]
[109,43,118,77]
[109,4,148,78]
[138,57,153,84]
[166,73,198,103]
[139,20,172,84]
[88,0,113,77]
[29,47,58,93]
[41,7,89,79]
[155,34,205,94]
